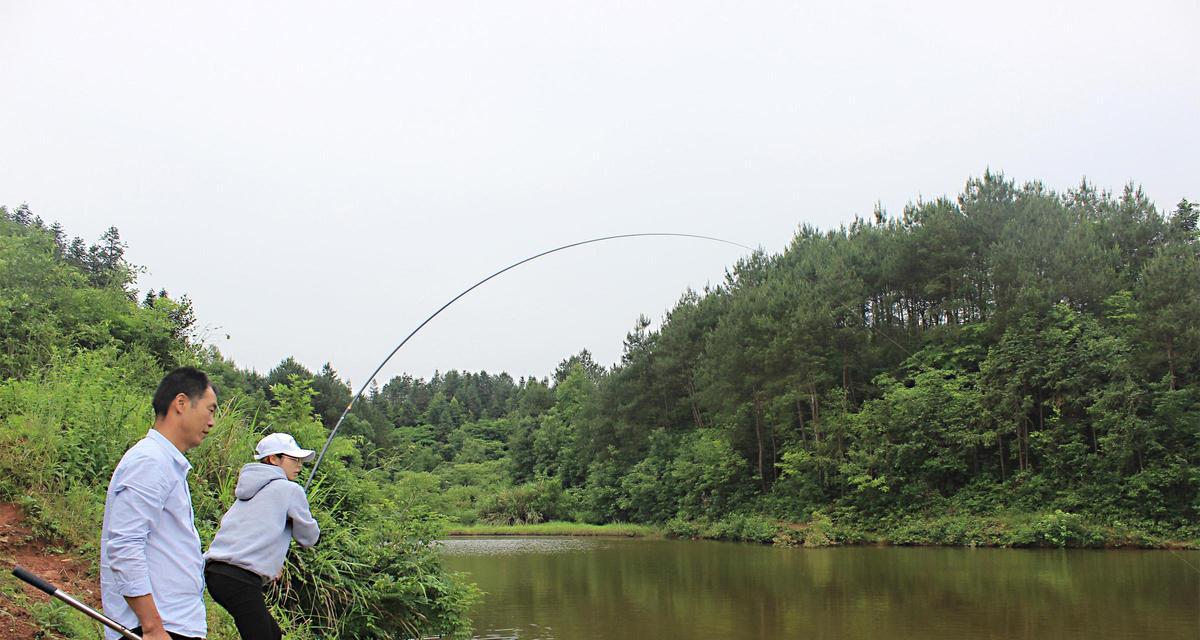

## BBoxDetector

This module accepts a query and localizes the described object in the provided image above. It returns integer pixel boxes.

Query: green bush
[1020,510,1106,548]
[663,517,703,539]
[889,514,1010,547]
[884,511,1152,548]
[799,511,838,547]
[477,479,565,525]
[707,514,781,543]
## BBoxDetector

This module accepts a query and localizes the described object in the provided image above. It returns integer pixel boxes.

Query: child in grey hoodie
[204,433,320,640]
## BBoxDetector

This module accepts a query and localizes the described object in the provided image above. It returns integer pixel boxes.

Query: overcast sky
[2,1,1197,387]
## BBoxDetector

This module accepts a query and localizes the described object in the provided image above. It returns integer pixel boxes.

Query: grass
[447,521,660,537]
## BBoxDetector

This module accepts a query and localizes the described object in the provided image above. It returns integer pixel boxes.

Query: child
[204,433,320,639]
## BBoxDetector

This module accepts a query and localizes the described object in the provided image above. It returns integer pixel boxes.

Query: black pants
[204,562,282,640]
[130,628,202,640]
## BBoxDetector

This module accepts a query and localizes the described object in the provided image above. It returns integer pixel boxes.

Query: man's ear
[173,392,190,415]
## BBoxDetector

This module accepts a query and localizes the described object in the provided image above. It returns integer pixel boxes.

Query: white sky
[2,1,1197,386]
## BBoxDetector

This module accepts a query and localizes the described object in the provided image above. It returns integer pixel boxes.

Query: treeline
[249,172,1200,542]
[0,208,477,638]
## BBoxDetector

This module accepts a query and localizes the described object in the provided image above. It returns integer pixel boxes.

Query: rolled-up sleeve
[105,462,170,596]
[287,485,320,548]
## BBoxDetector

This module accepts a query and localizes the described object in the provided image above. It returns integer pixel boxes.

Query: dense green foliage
[255,173,1199,544]
[0,208,477,639]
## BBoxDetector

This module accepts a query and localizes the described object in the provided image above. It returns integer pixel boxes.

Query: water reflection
[466,625,556,640]
[441,537,1200,640]
[439,537,605,556]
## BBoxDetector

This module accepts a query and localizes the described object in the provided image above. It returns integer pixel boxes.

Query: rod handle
[12,566,58,595]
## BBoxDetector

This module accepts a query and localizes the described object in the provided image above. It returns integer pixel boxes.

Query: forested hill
[288,172,1200,540]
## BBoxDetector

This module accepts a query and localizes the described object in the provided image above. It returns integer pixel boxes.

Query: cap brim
[255,449,316,461]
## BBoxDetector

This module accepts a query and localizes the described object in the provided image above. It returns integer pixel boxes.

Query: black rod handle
[12,564,142,639]
[12,566,58,595]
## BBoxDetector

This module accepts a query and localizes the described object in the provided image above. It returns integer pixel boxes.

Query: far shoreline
[447,522,658,538]
[445,519,1199,550]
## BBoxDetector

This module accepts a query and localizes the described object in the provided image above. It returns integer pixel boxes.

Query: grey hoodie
[204,463,319,581]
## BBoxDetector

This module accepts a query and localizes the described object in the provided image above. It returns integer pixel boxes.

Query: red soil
[0,502,99,639]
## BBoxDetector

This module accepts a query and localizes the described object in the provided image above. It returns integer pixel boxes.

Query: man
[100,367,217,640]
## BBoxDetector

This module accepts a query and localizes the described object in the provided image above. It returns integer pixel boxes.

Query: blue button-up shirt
[100,429,206,639]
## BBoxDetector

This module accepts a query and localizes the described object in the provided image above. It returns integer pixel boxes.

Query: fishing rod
[305,232,753,489]
[11,566,142,640]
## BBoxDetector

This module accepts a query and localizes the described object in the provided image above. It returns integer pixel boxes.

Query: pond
[440,537,1199,640]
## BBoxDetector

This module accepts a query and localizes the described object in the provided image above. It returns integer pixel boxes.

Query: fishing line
[298,231,1200,583]
[305,232,753,488]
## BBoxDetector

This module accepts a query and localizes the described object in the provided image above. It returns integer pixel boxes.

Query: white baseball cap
[254,433,316,461]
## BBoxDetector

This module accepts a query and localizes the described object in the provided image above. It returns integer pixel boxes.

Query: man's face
[178,386,217,450]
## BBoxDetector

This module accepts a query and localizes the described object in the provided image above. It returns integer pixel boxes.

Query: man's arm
[106,460,173,636]
[124,594,170,640]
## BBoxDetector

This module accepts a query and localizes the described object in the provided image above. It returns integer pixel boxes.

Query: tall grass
[0,351,479,639]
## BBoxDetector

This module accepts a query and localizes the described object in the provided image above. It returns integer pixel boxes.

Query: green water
[440,537,1199,640]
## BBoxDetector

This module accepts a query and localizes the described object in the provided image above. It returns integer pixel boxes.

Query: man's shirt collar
[146,428,193,474]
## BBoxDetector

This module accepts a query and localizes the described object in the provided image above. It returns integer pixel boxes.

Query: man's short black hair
[152,367,214,418]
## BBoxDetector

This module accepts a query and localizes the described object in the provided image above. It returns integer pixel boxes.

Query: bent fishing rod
[305,232,753,489]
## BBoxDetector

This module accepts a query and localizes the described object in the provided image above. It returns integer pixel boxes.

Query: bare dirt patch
[0,501,98,639]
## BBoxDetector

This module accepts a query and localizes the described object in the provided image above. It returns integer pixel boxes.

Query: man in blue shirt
[101,367,217,640]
